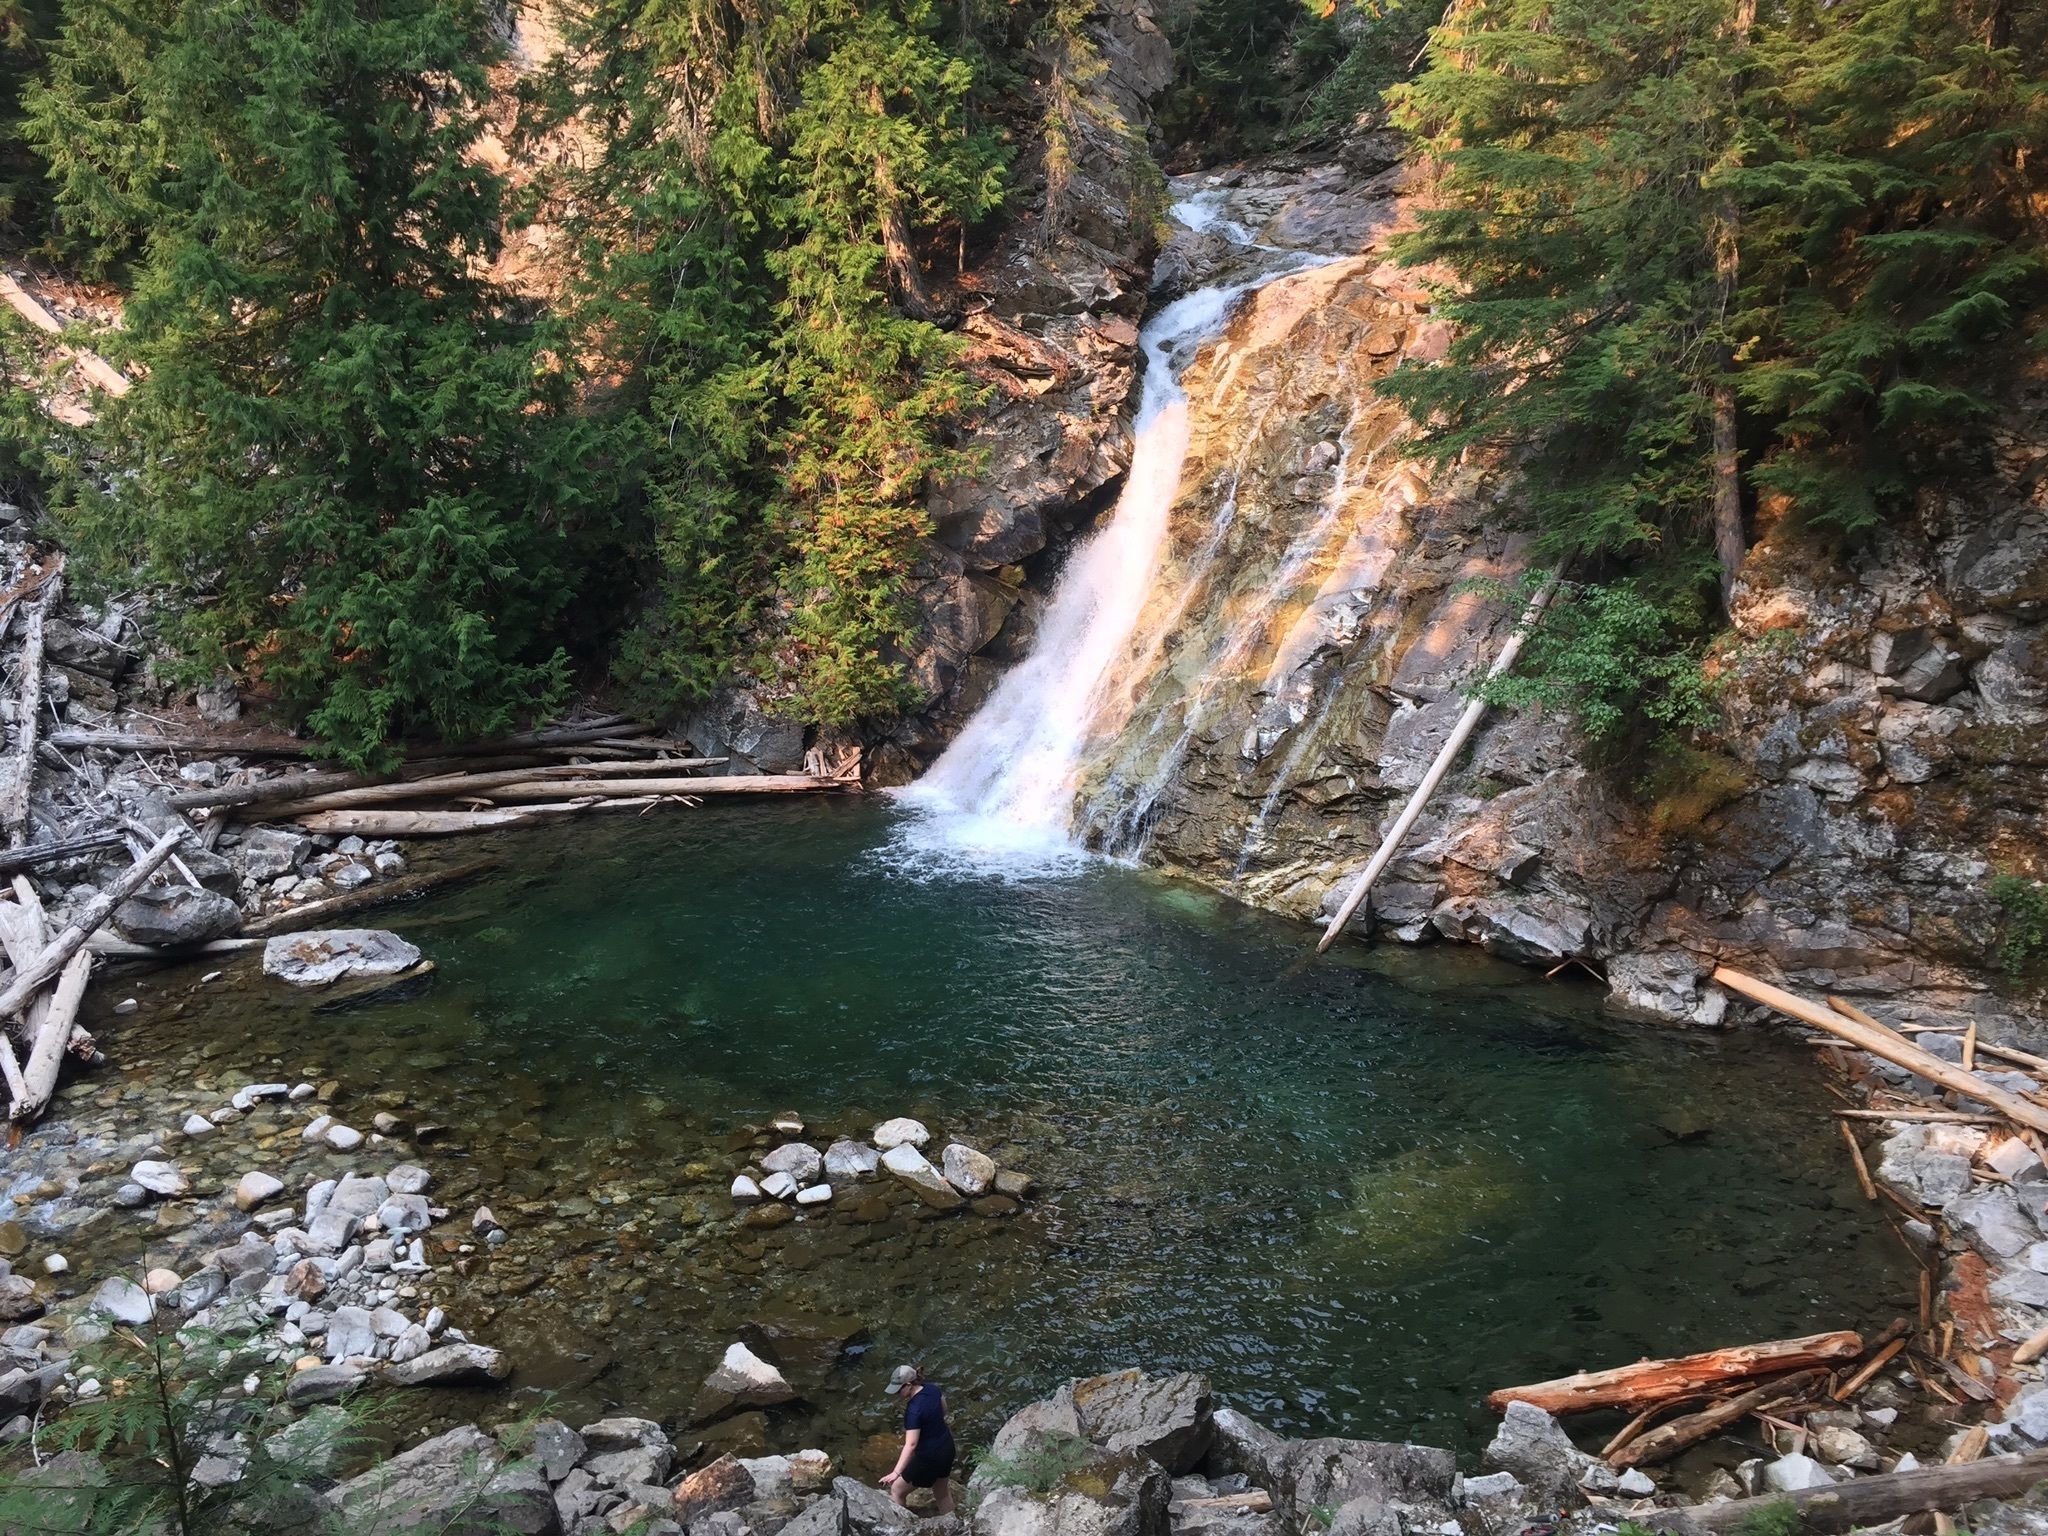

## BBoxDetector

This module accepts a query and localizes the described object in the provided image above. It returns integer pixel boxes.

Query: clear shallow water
[77,800,1912,1461]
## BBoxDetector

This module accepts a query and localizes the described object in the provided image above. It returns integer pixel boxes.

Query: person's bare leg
[932,1478,955,1517]
[888,1479,912,1510]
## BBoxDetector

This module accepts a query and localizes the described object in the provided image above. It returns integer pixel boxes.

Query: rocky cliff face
[1020,170,2048,1035]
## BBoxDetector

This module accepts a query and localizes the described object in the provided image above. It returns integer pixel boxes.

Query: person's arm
[883,1427,922,1485]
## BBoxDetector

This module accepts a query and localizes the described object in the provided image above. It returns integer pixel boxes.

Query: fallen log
[0,566,58,846]
[86,934,264,958]
[241,857,499,938]
[1712,966,2048,1138]
[0,830,127,872]
[1610,1369,1828,1469]
[287,779,840,836]
[11,948,92,1121]
[1641,1450,2048,1536]
[468,774,833,803]
[1835,1109,2001,1124]
[255,759,728,819]
[48,728,315,757]
[1486,1330,1865,1416]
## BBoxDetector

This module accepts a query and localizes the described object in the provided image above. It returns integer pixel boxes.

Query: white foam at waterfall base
[889,203,1323,880]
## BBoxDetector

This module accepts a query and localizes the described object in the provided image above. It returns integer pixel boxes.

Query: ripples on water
[85,801,1912,1458]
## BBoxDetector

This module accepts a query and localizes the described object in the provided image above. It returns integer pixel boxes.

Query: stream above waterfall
[42,803,1912,1463]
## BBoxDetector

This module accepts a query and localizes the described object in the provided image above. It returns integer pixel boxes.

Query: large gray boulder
[987,1383,1084,1469]
[113,885,242,946]
[975,1448,1171,1536]
[1481,1401,1597,1510]
[381,1342,510,1388]
[1073,1370,1216,1476]
[1264,1438,1457,1531]
[263,928,421,987]
[326,1424,558,1535]
[694,1341,799,1422]
[1204,1408,1284,1486]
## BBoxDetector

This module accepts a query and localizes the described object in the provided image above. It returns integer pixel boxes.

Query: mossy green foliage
[969,1430,1097,1494]
[1991,874,2048,979]
[24,0,613,769]
[1388,0,2047,749]
[527,0,1006,725]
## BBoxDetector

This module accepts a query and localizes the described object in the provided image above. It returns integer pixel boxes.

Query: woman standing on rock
[881,1364,956,1516]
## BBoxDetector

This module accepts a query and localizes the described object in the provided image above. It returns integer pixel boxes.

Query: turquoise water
[84,799,1913,1460]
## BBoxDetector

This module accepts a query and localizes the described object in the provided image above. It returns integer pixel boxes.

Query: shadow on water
[67,798,1914,1461]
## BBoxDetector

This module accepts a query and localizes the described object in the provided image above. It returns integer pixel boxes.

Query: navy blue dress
[903,1384,957,1487]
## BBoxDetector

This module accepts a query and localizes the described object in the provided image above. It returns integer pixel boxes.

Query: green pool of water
[77,799,1912,1461]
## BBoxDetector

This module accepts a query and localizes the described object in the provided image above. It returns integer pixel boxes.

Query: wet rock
[231,1081,289,1111]
[880,1145,964,1210]
[91,1277,153,1326]
[673,1455,758,1524]
[288,1363,367,1404]
[762,1171,800,1201]
[872,1118,931,1151]
[330,1174,390,1218]
[826,1141,881,1180]
[383,1342,512,1388]
[994,1170,1036,1199]
[0,1278,41,1324]
[1072,1369,1214,1475]
[1481,1402,1595,1510]
[761,1143,825,1185]
[182,1113,216,1137]
[737,1311,868,1394]
[585,1443,673,1488]
[327,1423,555,1534]
[324,1123,365,1151]
[797,1185,833,1207]
[378,1194,431,1237]
[732,1175,764,1203]
[130,1159,190,1197]
[940,1144,996,1197]
[263,929,422,987]
[388,1164,431,1195]
[1762,1453,1838,1492]
[695,1342,798,1422]
[113,885,243,946]
[234,1171,285,1212]
[579,1417,669,1455]
[1265,1438,1456,1531]
[1206,1408,1284,1486]
[528,1419,586,1483]
[974,1449,1171,1536]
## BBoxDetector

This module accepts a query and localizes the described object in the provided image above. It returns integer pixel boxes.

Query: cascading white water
[895,207,1275,869]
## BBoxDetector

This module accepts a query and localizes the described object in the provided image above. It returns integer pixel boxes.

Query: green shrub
[1991,874,2048,979]
[969,1431,1096,1495]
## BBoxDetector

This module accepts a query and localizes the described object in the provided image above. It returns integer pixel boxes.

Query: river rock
[240,828,312,881]
[142,1268,181,1295]
[287,1363,366,1405]
[324,1123,364,1151]
[580,1416,668,1454]
[673,1454,758,1524]
[732,1175,764,1203]
[307,1210,359,1254]
[988,1383,1083,1467]
[1762,1453,1838,1492]
[837,1475,927,1536]
[326,1306,376,1360]
[382,1341,511,1387]
[695,1342,798,1422]
[762,1171,800,1201]
[0,1278,37,1324]
[1072,1369,1215,1475]
[825,1140,881,1179]
[994,1169,1036,1199]
[327,1423,553,1534]
[388,1164,431,1195]
[761,1143,826,1185]
[231,1082,289,1111]
[91,1277,153,1326]
[872,1118,931,1151]
[880,1144,964,1209]
[130,1160,190,1198]
[796,1184,833,1206]
[1813,1425,1879,1470]
[329,1174,389,1217]
[585,1442,673,1488]
[973,1449,1171,1536]
[377,1194,431,1237]
[112,885,242,946]
[1268,1437,1458,1531]
[526,1419,585,1482]
[235,1171,285,1212]
[181,1113,215,1137]
[1481,1401,1597,1510]
[263,929,421,987]
[941,1143,997,1197]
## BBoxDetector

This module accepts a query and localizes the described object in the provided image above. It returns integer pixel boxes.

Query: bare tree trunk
[1709,0,1756,614]
[870,84,936,319]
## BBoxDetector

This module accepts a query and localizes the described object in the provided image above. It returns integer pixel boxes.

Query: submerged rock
[941,1143,997,1197]
[381,1342,511,1388]
[695,1342,798,1422]
[673,1454,757,1524]
[872,1118,931,1151]
[129,1160,189,1198]
[825,1140,881,1179]
[263,929,421,987]
[880,1144,963,1210]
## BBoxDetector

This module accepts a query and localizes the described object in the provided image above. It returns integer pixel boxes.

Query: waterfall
[896,199,1345,874]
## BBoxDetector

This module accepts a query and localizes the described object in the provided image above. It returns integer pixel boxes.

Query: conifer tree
[32,0,608,766]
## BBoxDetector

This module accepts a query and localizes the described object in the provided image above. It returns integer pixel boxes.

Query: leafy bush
[969,1431,1096,1495]
[1991,874,2048,980]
